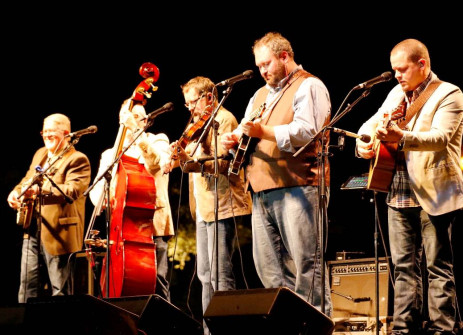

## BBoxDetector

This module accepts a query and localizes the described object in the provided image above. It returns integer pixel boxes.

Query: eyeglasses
[40,130,63,139]
[184,94,205,109]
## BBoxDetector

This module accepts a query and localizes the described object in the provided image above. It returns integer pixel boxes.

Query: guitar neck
[227,103,266,176]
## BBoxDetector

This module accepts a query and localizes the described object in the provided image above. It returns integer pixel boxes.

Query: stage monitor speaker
[204,287,335,335]
[0,304,26,334]
[106,294,203,335]
[24,294,139,335]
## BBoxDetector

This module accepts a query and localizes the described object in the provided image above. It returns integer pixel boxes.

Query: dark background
[1,4,462,322]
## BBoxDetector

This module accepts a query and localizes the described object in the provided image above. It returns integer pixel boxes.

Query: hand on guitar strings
[356,139,375,159]
[221,132,239,151]
[375,121,404,142]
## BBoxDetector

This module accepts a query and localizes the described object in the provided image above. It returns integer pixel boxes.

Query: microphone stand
[83,117,156,297]
[191,85,234,291]
[373,191,381,335]
[294,87,372,317]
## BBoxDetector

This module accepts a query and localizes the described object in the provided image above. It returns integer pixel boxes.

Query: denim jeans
[18,235,73,303]
[251,185,332,316]
[196,216,238,335]
[388,206,457,335]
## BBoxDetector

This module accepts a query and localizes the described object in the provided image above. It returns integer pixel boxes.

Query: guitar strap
[260,69,312,125]
[396,80,442,130]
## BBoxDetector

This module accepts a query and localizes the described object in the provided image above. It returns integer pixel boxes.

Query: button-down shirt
[387,72,432,208]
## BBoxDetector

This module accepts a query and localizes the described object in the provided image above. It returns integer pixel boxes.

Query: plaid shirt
[386,73,432,208]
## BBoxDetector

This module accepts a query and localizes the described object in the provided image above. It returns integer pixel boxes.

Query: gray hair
[44,113,71,132]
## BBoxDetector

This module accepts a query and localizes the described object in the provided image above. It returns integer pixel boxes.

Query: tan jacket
[183,107,252,222]
[13,146,91,255]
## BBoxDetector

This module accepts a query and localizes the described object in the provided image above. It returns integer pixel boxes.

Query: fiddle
[177,108,212,149]
[167,105,213,168]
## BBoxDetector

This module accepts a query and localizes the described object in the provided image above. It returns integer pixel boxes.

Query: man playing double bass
[89,99,174,300]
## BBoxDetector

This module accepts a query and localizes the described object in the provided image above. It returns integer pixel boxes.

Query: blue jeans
[388,206,457,335]
[251,185,332,316]
[18,235,73,303]
[196,216,238,335]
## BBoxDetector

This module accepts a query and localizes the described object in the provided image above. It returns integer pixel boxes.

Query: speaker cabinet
[106,294,203,335]
[0,304,26,334]
[204,287,335,335]
[328,258,393,334]
[24,294,139,335]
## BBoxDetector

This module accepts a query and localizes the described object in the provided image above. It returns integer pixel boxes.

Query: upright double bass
[98,63,161,298]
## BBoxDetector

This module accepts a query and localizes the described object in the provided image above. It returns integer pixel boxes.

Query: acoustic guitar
[367,105,405,193]
[228,103,266,176]
[367,81,445,192]
[16,195,36,230]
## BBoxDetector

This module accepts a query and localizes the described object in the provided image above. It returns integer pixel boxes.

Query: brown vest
[246,70,330,193]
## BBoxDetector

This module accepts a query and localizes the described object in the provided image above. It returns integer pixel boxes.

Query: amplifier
[328,257,393,335]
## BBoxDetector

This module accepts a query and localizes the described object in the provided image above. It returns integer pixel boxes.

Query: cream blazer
[358,73,463,215]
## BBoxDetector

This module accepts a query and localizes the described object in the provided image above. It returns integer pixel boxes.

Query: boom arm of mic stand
[40,172,74,203]
[293,88,371,158]
[18,141,77,201]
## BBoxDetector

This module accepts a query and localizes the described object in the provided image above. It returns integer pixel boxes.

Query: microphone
[216,70,254,87]
[353,297,371,303]
[186,153,233,164]
[66,125,98,138]
[330,127,371,143]
[354,72,393,90]
[142,102,174,121]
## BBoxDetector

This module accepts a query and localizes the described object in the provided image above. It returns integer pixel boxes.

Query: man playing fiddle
[164,76,252,335]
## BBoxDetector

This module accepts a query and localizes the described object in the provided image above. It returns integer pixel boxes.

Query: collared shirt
[239,65,331,153]
[387,72,432,208]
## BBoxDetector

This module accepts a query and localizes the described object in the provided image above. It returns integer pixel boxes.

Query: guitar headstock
[248,102,266,121]
[382,111,392,129]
